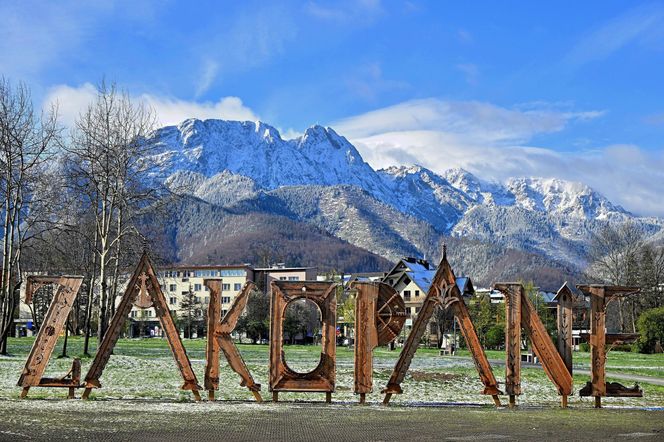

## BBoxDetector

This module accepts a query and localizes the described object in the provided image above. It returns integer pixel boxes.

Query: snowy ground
[1,338,664,440]
[2,337,663,407]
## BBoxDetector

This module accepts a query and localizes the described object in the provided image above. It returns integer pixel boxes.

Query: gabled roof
[553,281,575,301]
[385,257,475,298]
[455,277,475,296]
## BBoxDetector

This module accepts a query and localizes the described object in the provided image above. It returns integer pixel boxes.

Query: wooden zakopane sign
[382,250,502,406]
[494,283,574,408]
[351,282,406,403]
[269,281,337,403]
[18,275,84,399]
[82,252,202,400]
[204,279,262,401]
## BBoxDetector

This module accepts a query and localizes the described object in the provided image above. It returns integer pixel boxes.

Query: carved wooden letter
[18,276,83,399]
[204,279,262,401]
[269,281,337,403]
[82,252,201,400]
[352,282,406,403]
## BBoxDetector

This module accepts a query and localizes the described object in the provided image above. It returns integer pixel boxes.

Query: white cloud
[305,0,385,23]
[566,3,664,66]
[333,98,664,217]
[189,4,297,96]
[195,59,220,98]
[43,83,260,128]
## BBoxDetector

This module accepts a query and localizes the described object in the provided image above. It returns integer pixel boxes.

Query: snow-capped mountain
[152,119,391,198]
[145,118,663,276]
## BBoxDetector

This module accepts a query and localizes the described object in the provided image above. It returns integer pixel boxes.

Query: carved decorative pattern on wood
[382,252,502,406]
[82,252,201,400]
[269,281,337,402]
[351,282,406,403]
[17,276,83,399]
[204,279,262,401]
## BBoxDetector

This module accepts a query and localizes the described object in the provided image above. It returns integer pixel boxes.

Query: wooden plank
[17,276,83,394]
[450,298,502,399]
[520,289,573,397]
[353,282,379,397]
[495,283,522,406]
[203,279,223,399]
[589,286,606,399]
[556,285,574,375]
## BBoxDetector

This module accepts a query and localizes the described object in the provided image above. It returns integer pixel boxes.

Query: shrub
[579,342,590,352]
[636,307,664,354]
[485,324,505,349]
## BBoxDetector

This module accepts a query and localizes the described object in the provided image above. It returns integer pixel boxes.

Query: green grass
[455,348,664,379]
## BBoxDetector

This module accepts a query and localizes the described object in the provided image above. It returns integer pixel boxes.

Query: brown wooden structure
[17,275,84,398]
[576,284,642,408]
[269,281,337,403]
[351,282,407,403]
[494,283,574,408]
[554,282,575,375]
[82,252,202,400]
[382,250,502,406]
[204,279,262,401]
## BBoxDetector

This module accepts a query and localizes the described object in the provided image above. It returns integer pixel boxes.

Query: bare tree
[586,222,645,331]
[0,78,60,353]
[65,81,159,341]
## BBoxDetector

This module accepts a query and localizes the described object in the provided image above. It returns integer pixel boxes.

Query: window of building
[204,296,209,304]
[169,284,177,292]
[194,296,200,303]
[222,283,230,291]
[415,290,420,297]
[430,323,437,334]
[407,307,412,314]
[403,290,411,300]
[415,307,420,313]
[194,283,202,291]
[219,269,246,276]
[234,283,242,291]
[169,297,177,305]
[222,296,231,304]
[288,276,299,281]
[279,276,287,280]
[130,310,137,318]
[221,309,228,316]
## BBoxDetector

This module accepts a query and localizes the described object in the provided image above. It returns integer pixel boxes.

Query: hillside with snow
[144,118,663,286]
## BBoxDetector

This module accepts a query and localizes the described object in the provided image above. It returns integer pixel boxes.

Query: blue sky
[2,0,664,216]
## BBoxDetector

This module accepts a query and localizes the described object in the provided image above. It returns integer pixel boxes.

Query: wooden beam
[556,286,574,375]
[495,283,522,407]
[204,279,223,400]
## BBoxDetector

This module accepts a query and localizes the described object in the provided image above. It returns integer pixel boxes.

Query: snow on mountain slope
[145,118,663,269]
[151,119,391,198]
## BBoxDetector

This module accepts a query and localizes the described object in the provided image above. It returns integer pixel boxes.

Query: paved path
[1,401,663,441]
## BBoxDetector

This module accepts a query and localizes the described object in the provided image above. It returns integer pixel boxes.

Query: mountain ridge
[146,118,663,280]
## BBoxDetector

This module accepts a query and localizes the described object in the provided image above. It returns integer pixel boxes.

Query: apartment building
[253,263,317,294]
[128,264,254,337]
